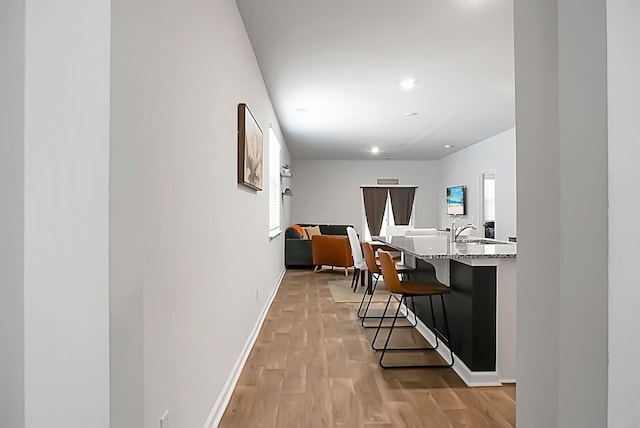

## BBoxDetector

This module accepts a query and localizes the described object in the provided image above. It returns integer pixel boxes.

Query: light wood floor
[219,269,515,428]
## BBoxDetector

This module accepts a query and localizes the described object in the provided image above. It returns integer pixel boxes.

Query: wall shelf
[280,165,292,177]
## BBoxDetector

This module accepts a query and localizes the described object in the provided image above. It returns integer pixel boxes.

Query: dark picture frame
[237,103,263,191]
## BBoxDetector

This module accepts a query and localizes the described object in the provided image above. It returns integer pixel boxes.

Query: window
[362,190,414,241]
[483,175,496,221]
[376,195,396,240]
[268,128,281,237]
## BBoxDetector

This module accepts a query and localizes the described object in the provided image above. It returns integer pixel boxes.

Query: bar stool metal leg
[372,294,437,352]
[359,276,418,329]
[375,294,454,369]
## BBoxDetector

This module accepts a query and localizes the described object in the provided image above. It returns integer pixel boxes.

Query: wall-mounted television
[446,185,466,215]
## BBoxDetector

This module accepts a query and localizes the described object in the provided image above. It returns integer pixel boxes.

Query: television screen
[447,185,466,215]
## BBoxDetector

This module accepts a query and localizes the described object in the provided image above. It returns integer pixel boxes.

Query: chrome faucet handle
[450,218,460,241]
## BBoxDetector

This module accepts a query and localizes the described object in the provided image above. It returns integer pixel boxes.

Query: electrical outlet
[255,288,259,300]
[160,410,169,428]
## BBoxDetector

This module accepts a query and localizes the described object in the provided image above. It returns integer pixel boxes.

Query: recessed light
[404,112,418,117]
[399,78,416,90]
[444,144,455,149]
[371,147,380,154]
[296,107,309,113]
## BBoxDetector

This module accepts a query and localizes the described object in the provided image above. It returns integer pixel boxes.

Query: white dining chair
[346,227,366,291]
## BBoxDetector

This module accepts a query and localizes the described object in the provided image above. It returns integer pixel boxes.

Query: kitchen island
[373,234,517,386]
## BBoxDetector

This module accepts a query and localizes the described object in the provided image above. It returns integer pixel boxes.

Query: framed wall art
[237,103,263,191]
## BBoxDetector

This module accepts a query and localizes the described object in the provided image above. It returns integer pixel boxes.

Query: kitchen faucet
[450,218,461,242]
[454,223,478,242]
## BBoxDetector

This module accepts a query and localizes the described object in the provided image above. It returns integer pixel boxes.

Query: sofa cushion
[319,224,350,235]
[303,225,321,240]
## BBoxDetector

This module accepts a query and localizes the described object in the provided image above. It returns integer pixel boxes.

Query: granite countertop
[373,234,517,259]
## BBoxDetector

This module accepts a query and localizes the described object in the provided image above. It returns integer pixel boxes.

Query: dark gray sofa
[285,224,353,268]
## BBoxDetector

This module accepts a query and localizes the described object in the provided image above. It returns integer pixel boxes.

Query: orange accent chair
[311,235,353,276]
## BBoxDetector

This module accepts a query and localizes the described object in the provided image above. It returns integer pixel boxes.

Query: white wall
[109,0,290,426]
[556,2,608,426]
[109,0,145,426]
[290,160,440,236]
[23,1,111,427]
[514,1,608,427]
[607,1,640,426]
[290,130,516,241]
[514,3,560,425]
[438,128,516,241]
[0,0,25,427]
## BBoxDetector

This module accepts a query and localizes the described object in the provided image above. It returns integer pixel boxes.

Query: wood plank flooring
[219,269,515,428]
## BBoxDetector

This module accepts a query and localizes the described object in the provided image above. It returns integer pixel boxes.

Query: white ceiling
[236,0,515,160]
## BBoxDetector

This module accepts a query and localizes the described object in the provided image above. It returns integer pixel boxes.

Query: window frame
[268,128,282,238]
[361,188,415,241]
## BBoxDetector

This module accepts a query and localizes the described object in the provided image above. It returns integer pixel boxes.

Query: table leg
[366,271,373,294]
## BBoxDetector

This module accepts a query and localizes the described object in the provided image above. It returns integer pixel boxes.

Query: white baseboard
[202,267,286,428]
[401,303,502,387]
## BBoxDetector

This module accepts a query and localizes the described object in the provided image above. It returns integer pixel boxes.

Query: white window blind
[268,128,281,237]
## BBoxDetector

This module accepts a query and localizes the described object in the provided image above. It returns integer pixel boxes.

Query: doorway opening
[480,172,496,239]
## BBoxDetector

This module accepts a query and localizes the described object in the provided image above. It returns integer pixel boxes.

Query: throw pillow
[290,224,305,239]
[303,225,321,240]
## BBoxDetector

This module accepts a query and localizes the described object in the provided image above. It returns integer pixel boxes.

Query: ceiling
[236,0,515,160]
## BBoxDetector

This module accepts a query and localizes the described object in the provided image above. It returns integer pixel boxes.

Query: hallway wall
[607,0,640,426]
[110,0,290,426]
[23,1,112,427]
[0,0,25,426]
[514,0,608,427]
[2,2,112,427]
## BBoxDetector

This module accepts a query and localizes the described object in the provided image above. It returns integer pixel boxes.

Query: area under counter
[373,235,517,386]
